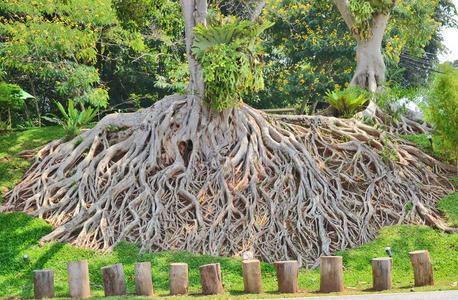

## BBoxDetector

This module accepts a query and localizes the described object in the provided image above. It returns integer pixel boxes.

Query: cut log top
[373,257,392,261]
[409,250,429,254]
[171,263,188,266]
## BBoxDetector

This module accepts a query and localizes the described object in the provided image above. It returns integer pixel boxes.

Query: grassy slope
[0,128,457,298]
[0,126,65,203]
[0,213,457,298]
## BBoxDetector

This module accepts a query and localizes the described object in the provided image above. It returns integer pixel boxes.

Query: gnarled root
[1,94,455,267]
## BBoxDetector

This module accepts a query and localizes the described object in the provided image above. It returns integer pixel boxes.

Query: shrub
[0,82,24,129]
[192,15,272,111]
[424,63,458,161]
[43,99,98,140]
[324,86,369,117]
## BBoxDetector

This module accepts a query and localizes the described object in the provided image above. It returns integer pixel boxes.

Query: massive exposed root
[1,94,455,267]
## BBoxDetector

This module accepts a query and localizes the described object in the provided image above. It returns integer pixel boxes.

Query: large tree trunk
[350,14,389,92]
[181,0,207,97]
[332,1,390,92]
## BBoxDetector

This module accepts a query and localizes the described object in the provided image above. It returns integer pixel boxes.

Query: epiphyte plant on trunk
[192,14,273,111]
[1,0,456,268]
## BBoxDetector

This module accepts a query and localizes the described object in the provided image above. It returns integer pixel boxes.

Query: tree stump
[320,256,344,293]
[242,259,263,294]
[199,263,224,295]
[67,260,90,298]
[372,257,392,291]
[135,262,154,296]
[170,263,188,295]
[274,261,298,293]
[33,269,54,299]
[101,264,126,296]
[409,250,434,286]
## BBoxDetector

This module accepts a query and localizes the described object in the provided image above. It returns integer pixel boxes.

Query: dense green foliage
[0,126,65,203]
[42,99,98,140]
[0,0,455,120]
[324,86,369,117]
[424,63,458,160]
[192,16,271,111]
[437,192,458,227]
[243,0,447,110]
[349,0,395,40]
[0,82,23,128]
[0,211,456,298]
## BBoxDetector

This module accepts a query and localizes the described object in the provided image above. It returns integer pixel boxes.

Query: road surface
[261,290,458,300]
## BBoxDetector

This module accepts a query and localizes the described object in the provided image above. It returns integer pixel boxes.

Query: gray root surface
[1,95,456,267]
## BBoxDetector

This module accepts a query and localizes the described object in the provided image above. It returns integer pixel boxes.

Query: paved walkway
[261,290,458,300]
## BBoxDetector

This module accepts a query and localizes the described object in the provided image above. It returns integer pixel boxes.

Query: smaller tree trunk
[409,250,434,286]
[33,269,54,299]
[27,75,41,127]
[170,263,188,295]
[101,264,126,296]
[274,261,298,293]
[372,258,392,291]
[7,107,11,129]
[350,14,389,92]
[67,260,90,298]
[135,262,154,296]
[242,259,263,294]
[320,256,344,293]
[199,263,224,295]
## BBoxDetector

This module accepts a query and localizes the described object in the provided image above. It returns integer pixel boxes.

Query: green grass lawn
[0,127,457,299]
[400,134,455,164]
[0,212,457,298]
[438,192,458,227]
[0,126,65,203]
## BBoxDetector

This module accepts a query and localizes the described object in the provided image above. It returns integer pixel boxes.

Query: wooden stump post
[170,263,188,295]
[372,258,392,291]
[135,262,154,296]
[199,263,224,295]
[274,261,298,293]
[409,250,434,286]
[242,259,263,294]
[67,260,90,298]
[320,256,344,293]
[101,264,126,296]
[33,269,54,299]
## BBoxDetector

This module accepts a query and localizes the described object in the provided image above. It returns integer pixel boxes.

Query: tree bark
[332,1,390,92]
[372,257,392,291]
[101,264,127,296]
[27,75,41,127]
[320,256,344,293]
[170,263,188,295]
[242,259,263,294]
[33,269,54,299]
[409,250,434,286]
[135,262,154,296]
[199,263,224,295]
[350,14,389,92]
[67,260,90,298]
[180,0,207,97]
[274,261,298,293]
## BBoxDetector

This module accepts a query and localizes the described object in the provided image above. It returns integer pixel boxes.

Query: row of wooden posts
[32,250,434,299]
